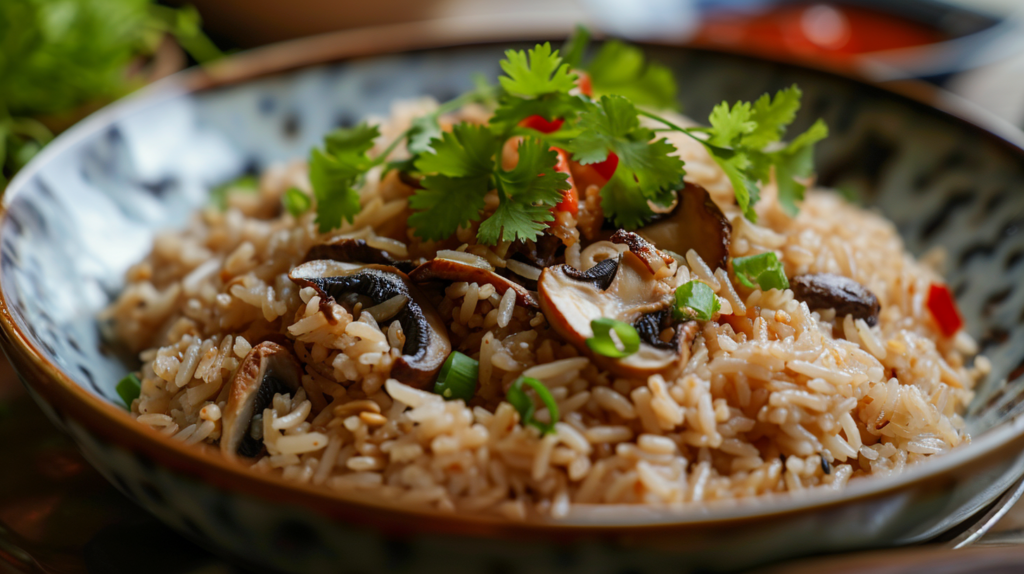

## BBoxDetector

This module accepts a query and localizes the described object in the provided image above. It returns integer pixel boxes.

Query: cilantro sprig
[569,95,684,228]
[306,27,828,242]
[639,86,829,222]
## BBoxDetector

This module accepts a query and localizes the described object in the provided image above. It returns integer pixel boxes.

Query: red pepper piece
[576,71,593,97]
[591,152,619,181]
[926,282,963,337]
[519,115,564,134]
[550,147,578,215]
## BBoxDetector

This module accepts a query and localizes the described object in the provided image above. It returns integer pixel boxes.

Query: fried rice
[102,98,987,520]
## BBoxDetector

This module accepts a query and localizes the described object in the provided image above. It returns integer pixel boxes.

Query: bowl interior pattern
[4,43,1024,504]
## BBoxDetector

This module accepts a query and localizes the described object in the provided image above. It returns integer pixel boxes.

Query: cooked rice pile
[104,99,987,519]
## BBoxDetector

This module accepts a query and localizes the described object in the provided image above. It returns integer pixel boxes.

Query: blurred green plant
[0,0,222,187]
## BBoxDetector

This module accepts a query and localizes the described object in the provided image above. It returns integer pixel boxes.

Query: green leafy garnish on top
[732,252,790,291]
[407,122,569,244]
[569,95,684,228]
[1,0,223,187]
[304,26,829,241]
[674,280,721,321]
[499,43,578,97]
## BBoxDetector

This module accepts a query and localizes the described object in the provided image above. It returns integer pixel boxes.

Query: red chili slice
[926,282,963,337]
[576,71,593,97]
[591,152,619,181]
[551,147,578,215]
[519,115,564,134]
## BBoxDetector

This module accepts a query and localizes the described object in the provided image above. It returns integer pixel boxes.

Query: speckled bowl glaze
[4,24,1024,574]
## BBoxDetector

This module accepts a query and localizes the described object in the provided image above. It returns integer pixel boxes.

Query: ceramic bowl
[4,24,1024,574]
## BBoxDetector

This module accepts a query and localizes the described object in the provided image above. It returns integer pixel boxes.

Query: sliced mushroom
[538,252,695,377]
[304,238,415,273]
[221,342,302,458]
[791,273,881,326]
[638,183,732,271]
[289,262,451,387]
[610,229,674,276]
[408,259,539,308]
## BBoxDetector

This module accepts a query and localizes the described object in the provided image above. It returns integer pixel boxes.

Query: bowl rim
[4,16,1024,533]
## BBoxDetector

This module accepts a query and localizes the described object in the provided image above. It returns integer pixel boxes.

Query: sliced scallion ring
[507,376,559,435]
[433,351,479,401]
[117,373,142,409]
[586,317,640,358]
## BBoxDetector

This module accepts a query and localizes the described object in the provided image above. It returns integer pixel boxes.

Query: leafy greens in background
[0,0,222,187]
[306,27,829,241]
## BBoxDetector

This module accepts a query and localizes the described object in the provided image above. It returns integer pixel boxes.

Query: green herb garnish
[507,376,559,435]
[586,317,640,358]
[283,187,312,217]
[307,27,828,239]
[569,95,683,228]
[586,40,677,110]
[674,281,721,321]
[116,373,142,409]
[0,0,222,187]
[433,351,479,401]
[732,252,789,291]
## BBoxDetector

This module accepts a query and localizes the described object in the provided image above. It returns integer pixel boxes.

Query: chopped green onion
[732,252,789,291]
[116,373,142,409]
[586,317,640,358]
[506,376,559,435]
[283,187,312,217]
[433,351,479,401]
[674,280,721,321]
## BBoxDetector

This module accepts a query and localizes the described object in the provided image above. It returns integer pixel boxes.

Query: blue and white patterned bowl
[3,26,1024,574]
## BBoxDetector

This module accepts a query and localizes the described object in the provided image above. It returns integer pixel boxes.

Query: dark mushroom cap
[408,258,539,308]
[638,183,732,271]
[791,273,881,326]
[289,262,451,388]
[221,342,302,459]
[611,229,675,275]
[304,238,415,273]
[538,252,694,377]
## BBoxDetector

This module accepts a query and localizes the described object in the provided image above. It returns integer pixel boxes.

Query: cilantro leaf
[489,92,586,135]
[323,123,379,157]
[772,119,829,216]
[496,138,569,206]
[571,96,683,224]
[733,252,789,291]
[309,148,362,232]
[588,40,678,109]
[706,145,760,221]
[308,123,380,233]
[406,115,443,156]
[697,88,824,222]
[599,169,655,229]
[414,123,496,178]
[743,85,802,149]
[408,175,490,241]
[478,200,552,245]
[479,138,570,244]
[673,281,721,321]
[283,187,312,217]
[707,101,756,148]
[499,43,577,98]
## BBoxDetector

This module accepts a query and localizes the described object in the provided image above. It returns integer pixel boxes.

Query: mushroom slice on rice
[221,342,302,459]
[289,262,451,388]
[538,252,697,377]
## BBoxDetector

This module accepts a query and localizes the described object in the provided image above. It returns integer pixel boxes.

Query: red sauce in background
[694,3,946,64]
